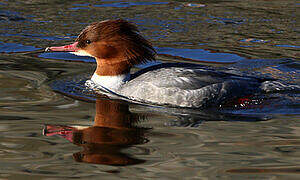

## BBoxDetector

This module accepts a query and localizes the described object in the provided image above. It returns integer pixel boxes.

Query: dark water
[0,0,299,179]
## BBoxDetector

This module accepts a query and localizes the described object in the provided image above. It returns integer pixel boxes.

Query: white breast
[91,73,130,91]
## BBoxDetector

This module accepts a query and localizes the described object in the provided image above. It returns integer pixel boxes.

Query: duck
[46,19,282,108]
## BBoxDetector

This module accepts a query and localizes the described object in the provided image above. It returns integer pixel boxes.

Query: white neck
[91,73,130,91]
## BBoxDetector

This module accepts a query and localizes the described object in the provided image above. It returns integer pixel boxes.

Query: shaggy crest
[76,19,156,66]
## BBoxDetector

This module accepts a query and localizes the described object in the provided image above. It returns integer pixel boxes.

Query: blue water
[0,0,299,179]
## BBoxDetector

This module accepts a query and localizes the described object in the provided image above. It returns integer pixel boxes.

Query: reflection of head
[73,149,146,166]
[71,112,148,166]
[72,126,148,146]
[44,98,149,166]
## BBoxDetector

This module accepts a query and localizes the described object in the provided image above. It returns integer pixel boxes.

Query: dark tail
[261,81,300,93]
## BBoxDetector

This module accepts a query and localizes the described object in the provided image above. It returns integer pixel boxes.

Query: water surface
[0,0,299,179]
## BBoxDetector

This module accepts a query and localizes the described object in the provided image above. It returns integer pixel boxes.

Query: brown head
[47,19,156,76]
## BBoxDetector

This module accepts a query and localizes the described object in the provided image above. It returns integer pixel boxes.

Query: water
[0,0,299,179]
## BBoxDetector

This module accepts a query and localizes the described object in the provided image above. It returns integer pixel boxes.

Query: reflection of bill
[43,98,149,166]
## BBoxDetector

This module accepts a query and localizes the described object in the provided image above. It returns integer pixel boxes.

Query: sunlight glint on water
[0,0,299,179]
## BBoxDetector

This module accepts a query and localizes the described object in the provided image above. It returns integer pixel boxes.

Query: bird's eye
[86,40,91,44]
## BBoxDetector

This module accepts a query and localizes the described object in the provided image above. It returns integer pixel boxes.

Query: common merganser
[46,19,281,108]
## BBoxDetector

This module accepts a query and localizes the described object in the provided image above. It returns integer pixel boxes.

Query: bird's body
[46,19,285,108]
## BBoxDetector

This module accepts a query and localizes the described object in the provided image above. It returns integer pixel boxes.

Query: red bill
[45,42,79,52]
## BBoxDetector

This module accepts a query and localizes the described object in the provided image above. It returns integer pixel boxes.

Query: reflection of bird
[47,19,291,108]
[44,98,148,166]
